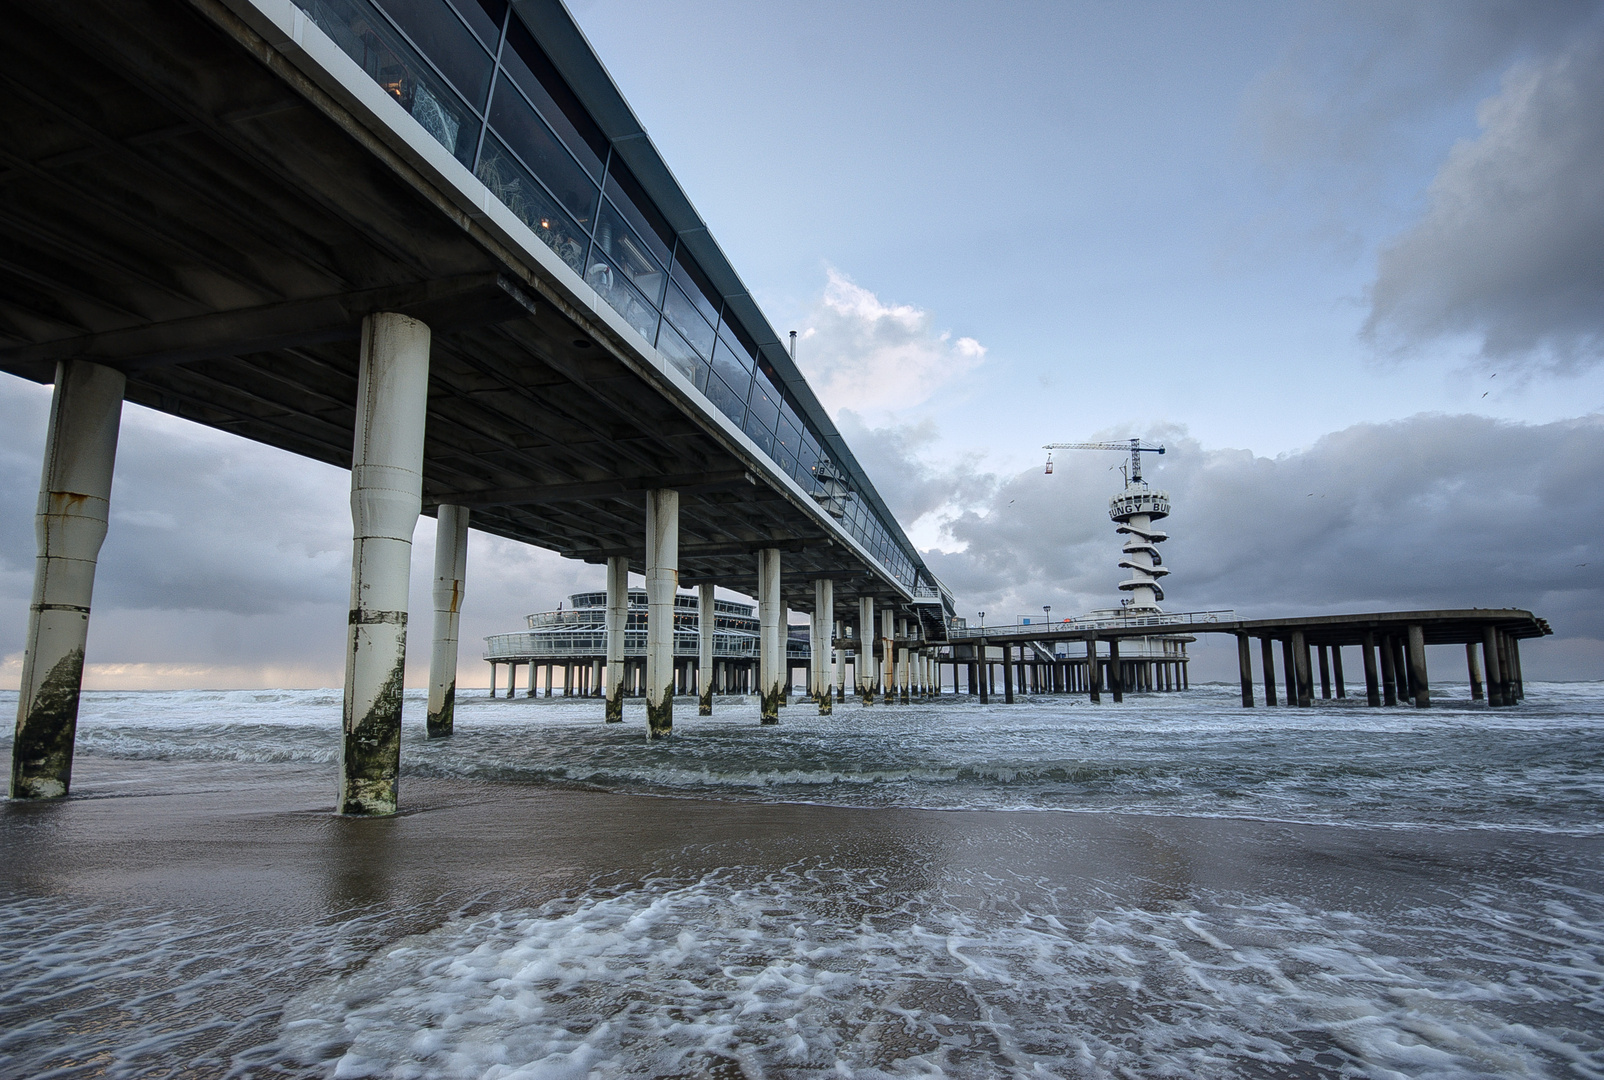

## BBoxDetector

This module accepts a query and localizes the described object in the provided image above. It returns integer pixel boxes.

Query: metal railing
[485,630,811,661]
[955,610,1235,638]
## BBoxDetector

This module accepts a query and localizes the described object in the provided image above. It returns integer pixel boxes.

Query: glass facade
[295,0,923,592]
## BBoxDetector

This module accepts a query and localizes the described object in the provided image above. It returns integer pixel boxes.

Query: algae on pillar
[644,489,679,738]
[697,583,715,716]
[758,548,782,723]
[426,504,469,738]
[604,555,627,722]
[339,312,430,817]
[10,360,125,800]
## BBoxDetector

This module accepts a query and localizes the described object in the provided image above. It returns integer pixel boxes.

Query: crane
[1043,438,1165,483]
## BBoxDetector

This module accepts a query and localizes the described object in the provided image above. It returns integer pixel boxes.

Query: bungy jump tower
[1044,438,1192,690]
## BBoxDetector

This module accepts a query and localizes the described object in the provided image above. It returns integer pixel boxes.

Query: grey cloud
[1365,22,1604,369]
[834,411,998,527]
[871,415,1603,660]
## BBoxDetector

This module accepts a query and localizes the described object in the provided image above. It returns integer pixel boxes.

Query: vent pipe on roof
[789,330,797,360]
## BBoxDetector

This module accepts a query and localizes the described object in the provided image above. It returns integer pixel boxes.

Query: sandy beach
[4,746,1601,1077]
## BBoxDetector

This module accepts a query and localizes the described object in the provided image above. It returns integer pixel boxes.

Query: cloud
[1365,22,1604,370]
[0,381,599,690]
[853,412,1604,674]
[793,268,986,418]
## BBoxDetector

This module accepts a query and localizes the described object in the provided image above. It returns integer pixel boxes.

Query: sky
[2,0,1603,689]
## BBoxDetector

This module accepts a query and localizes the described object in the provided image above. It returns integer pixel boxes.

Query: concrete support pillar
[880,609,896,705]
[592,659,602,697]
[857,597,876,705]
[1260,637,1278,707]
[1379,635,1398,706]
[506,662,517,699]
[1086,636,1101,703]
[426,505,469,739]
[1332,647,1346,699]
[1108,638,1124,703]
[644,490,678,737]
[1317,645,1331,699]
[897,617,911,704]
[605,556,628,722]
[835,619,847,702]
[697,583,715,716]
[815,579,834,715]
[1466,641,1484,701]
[488,662,497,698]
[1406,624,1429,708]
[1510,636,1525,701]
[977,644,989,704]
[1281,638,1298,707]
[339,312,430,817]
[758,548,782,723]
[1001,643,1015,703]
[1361,633,1381,707]
[1292,631,1313,707]
[1391,636,1411,703]
[1236,633,1254,707]
[10,360,125,800]
[1488,631,1509,706]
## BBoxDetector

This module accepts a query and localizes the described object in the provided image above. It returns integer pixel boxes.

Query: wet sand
[4,751,1591,925]
[4,752,1601,1077]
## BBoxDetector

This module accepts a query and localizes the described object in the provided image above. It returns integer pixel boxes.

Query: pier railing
[955,610,1235,638]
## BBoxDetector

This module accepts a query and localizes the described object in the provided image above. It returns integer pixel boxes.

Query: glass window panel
[450,0,503,50]
[705,373,744,425]
[744,413,776,457]
[488,82,597,226]
[586,251,660,341]
[301,0,479,165]
[373,0,493,110]
[671,250,721,328]
[602,160,674,269]
[476,135,587,274]
[502,18,608,179]
[797,443,818,488]
[711,338,751,397]
[593,201,665,306]
[655,320,704,383]
[775,441,796,478]
[747,375,780,434]
[776,414,801,457]
[717,315,758,365]
[662,283,714,358]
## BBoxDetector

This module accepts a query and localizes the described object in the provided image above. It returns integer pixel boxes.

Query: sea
[2,682,1602,1079]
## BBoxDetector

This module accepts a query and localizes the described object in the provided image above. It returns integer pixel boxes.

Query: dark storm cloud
[1366,23,1604,370]
[851,414,1603,646]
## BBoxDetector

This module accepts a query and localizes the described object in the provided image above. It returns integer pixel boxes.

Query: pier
[1,0,956,810]
[939,608,1550,708]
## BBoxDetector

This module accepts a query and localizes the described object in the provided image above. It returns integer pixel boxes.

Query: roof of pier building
[0,0,955,631]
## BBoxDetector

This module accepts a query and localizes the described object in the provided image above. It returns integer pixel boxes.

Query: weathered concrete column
[426,505,469,739]
[1001,643,1015,703]
[1392,636,1411,702]
[604,556,628,722]
[814,579,834,715]
[758,548,782,723]
[644,489,679,737]
[897,617,911,704]
[488,662,498,698]
[1332,647,1346,698]
[1510,636,1525,701]
[1488,631,1509,706]
[339,312,430,817]
[10,360,125,800]
[1085,636,1101,703]
[1317,645,1331,699]
[1292,631,1313,707]
[856,598,876,704]
[1406,624,1429,708]
[1281,638,1298,707]
[697,583,715,716]
[1379,636,1398,706]
[1260,637,1278,707]
[880,608,896,705]
[835,619,847,702]
[1466,641,1484,701]
[1108,638,1124,703]
[1360,633,1380,706]
[1236,633,1254,707]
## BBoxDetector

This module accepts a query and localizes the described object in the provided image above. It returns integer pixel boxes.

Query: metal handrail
[953,610,1234,638]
